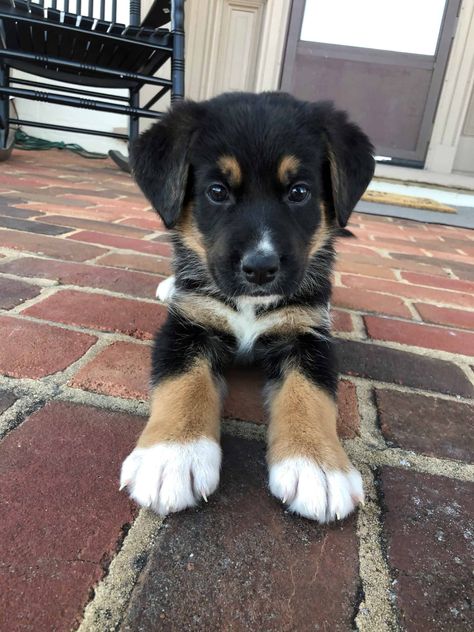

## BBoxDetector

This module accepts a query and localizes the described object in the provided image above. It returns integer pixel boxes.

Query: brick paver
[380,468,473,632]
[0,402,142,632]
[365,315,474,355]
[0,256,163,298]
[0,151,473,632]
[376,389,474,462]
[23,289,167,339]
[0,315,97,378]
[337,340,473,397]
[0,277,42,309]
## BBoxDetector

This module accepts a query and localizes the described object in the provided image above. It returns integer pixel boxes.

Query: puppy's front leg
[121,318,225,516]
[265,335,363,522]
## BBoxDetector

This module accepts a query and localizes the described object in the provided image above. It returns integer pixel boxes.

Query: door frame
[280,0,461,166]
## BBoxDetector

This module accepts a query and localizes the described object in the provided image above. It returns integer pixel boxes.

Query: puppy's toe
[269,457,363,523]
[120,438,221,516]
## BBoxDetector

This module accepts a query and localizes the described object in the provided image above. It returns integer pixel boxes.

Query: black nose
[241,251,280,285]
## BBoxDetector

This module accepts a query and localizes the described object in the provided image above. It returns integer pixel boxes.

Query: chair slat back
[26,1,139,25]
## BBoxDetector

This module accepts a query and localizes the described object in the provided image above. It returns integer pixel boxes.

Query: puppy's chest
[224,303,280,353]
[174,293,327,353]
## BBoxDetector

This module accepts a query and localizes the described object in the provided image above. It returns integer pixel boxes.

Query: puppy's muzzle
[241,251,280,286]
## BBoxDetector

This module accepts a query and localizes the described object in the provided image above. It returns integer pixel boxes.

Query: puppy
[120,92,374,522]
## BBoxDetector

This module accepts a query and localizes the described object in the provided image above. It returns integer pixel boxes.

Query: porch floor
[0,150,472,632]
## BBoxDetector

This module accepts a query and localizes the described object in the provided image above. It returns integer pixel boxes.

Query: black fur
[132,92,374,395]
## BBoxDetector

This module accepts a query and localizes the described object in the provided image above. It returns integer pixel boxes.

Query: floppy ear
[130,101,202,229]
[314,103,375,228]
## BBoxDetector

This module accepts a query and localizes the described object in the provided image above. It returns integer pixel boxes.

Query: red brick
[331,309,353,332]
[95,252,172,276]
[365,315,474,355]
[337,379,360,438]
[332,286,412,318]
[68,230,172,256]
[0,401,141,632]
[337,340,473,397]
[392,253,474,282]
[342,274,474,308]
[222,368,358,438]
[375,389,473,462]
[389,259,450,277]
[15,202,127,222]
[400,271,474,294]
[223,367,266,423]
[0,228,106,261]
[117,216,165,230]
[23,289,167,340]
[0,315,96,378]
[381,468,473,631]
[0,256,162,299]
[415,303,473,331]
[425,250,472,265]
[352,227,415,242]
[40,214,151,237]
[71,341,150,399]
[337,251,388,266]
[339,239,425,257]
[334,260,397,279]
[0,277,41,309]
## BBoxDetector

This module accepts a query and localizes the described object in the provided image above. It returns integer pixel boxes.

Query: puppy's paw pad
[120,438,221,516]
[269,457,363,523]
[156,276,176,302]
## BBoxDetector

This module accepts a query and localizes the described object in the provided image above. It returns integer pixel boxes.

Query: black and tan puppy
[120,92,374,522]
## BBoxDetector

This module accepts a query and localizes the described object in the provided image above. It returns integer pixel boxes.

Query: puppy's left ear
[314,103,375,228]
[130,101,202,228]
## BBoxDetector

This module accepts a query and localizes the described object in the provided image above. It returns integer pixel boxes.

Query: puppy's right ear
[130,101,202,229]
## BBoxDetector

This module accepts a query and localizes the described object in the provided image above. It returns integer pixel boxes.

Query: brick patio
[0,150,473,632]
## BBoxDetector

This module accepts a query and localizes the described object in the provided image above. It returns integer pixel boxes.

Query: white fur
[269,457,364,522]
[256,230,276,255]
[120,438,221,516]
[221,300,282,353]
[156,276,176,302]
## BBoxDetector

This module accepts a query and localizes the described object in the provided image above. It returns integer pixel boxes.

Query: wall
[453,84,474,174]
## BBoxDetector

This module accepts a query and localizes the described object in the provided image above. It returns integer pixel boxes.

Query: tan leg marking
[217,155,242,187]
[137,358,221,447]
[267,369,350,470]
[277,154,300,185]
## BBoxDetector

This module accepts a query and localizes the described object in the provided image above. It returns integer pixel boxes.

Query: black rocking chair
[0,0,184,171]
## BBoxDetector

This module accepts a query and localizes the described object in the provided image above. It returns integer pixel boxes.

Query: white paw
[269,457,364,523]
[120,438,221,516]
[156,275,176,302]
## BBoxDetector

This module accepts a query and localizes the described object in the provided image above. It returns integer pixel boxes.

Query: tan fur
[176,203,207,259]
[174,293,328,338]
[267,369,350,470]
[137,358,221,447]
[308,202,332,257]
[277,155,300,185]
[217,155,242,187]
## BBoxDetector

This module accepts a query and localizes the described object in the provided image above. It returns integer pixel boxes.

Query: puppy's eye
[207,184,229,203]
[288,183,310,203]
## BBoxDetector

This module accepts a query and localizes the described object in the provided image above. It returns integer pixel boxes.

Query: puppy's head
[132,92,374,299]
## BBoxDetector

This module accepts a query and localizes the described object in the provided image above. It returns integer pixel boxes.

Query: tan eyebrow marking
[278,154,301,185]
[217,155,242,187]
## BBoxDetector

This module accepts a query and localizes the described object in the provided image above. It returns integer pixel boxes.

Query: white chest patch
[223,300,281,353]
